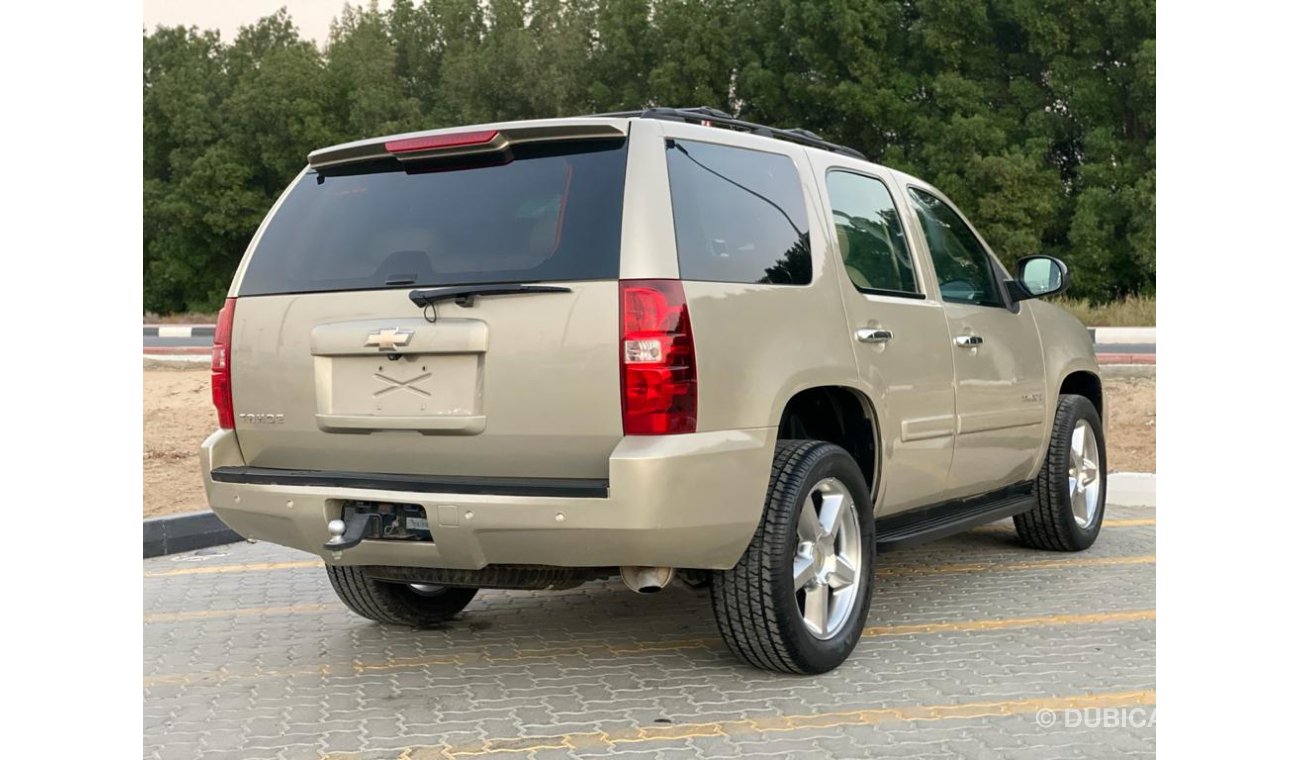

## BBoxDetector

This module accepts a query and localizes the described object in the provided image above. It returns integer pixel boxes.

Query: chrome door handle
[954,335,984,347]
[856,328,893,344]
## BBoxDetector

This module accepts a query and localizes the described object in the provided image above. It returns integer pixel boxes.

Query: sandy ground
[1103,376,1157,474]
[143,370,1156,518]
[143,366,215,517]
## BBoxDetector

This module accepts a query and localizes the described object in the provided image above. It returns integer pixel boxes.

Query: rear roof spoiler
[307,119,629,170]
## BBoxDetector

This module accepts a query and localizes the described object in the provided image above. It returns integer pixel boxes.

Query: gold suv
[202,107,1106,674]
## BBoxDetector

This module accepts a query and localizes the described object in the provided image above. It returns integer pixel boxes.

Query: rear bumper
[201,427,775,570]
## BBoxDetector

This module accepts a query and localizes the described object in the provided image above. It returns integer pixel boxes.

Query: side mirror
[1008,255,1070,302]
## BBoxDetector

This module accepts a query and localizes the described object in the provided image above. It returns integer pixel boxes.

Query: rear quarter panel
[687,278,861,432]
[644,123,861,433]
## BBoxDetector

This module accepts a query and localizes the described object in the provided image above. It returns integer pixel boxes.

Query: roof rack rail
[594,106,866,160]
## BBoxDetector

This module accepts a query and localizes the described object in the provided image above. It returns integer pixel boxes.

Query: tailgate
[229,285,621,479]
[226,134,629,480]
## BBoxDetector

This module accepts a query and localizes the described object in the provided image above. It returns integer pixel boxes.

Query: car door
[903,185,1047,499]
[816,165,957,516]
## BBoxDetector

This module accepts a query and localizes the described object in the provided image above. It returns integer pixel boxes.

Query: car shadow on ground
[294,522,1139,676]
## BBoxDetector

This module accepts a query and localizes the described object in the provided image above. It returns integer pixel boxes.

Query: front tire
[326,565,478,627]
[1015,394,1107,551]
[711,440,875,674]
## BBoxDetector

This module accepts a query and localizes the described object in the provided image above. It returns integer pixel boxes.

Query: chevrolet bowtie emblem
[365,327,414,351]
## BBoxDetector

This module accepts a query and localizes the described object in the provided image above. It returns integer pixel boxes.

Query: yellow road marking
[321,688,1155,759]
[144,541,1155,581]
[143,554,1155,624]
[863,609,1153,636]
[877,554,1154,578]
[1096,517,1154,527]
[972,517,1154,532]
[144,559,322,578]
[143,608,1153,687]
[144,603,336,623]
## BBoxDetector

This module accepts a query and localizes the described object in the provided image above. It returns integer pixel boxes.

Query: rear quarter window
[665,139,811,285]
[237,139,629,296]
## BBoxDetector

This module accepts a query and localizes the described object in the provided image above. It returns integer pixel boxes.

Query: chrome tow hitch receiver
[323,512,382,551]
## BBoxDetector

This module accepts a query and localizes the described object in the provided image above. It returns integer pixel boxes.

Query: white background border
[4,0,1298,754]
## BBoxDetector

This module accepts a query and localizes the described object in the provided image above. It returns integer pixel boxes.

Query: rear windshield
[238,139,628,296]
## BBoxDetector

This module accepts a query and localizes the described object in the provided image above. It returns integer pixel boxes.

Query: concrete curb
[144,324,215,338]
[1094,326,1155,344]
[1107,472,1156,508]
[1097,352,1156,365]
[143,510,245,558]
[144,355,209,366]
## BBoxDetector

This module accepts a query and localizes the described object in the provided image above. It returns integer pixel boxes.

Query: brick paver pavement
[144,505,1156,759]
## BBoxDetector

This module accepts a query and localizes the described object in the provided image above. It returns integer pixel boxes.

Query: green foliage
[143,0,1154,313]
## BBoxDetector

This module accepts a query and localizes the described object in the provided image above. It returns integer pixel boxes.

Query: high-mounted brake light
[385,130,500,154]
[211,298,236,430]
[620,280,697,435]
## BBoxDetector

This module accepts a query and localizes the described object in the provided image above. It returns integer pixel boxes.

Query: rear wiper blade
[408,283,572,308]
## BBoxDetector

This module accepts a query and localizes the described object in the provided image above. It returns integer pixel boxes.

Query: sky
[142,0,393,44]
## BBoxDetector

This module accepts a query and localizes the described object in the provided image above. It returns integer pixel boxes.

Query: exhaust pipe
[620,566,675,594]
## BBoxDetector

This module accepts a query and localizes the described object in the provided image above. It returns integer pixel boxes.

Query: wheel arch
[1028,364,1106,476]
[1060,369,1104,420]
[776,384,881,503]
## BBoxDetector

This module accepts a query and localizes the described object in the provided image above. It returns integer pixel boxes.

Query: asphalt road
[147,336,214,348]
[144,503,1156,759]
[1095,343,1155,355]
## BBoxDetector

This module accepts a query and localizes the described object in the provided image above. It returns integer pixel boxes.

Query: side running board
[876,483,1037,552]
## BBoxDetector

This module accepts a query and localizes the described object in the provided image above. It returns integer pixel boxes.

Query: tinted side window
[665,139,811,285]
[825,171,920,297]
[907,188,1002,307]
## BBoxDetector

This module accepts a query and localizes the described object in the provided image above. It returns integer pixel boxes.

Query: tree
[142,0,1155,312]
[323,3,426,139]
[646,0,738,108]
[143,25,230,312]
[587,0,653,111]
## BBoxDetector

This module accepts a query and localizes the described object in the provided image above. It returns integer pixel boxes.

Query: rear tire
[711,440,875,674]
[326,565,478,627]
[1015,394,1107,551]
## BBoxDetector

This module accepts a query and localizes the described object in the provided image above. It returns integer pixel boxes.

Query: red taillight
[385,130,499,154]
[620,280,697,435]
[211,298,236,430]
